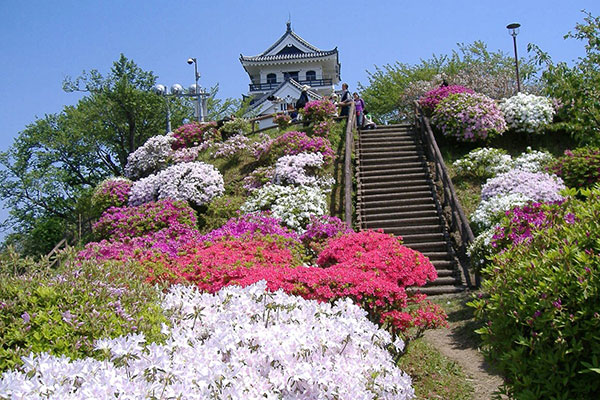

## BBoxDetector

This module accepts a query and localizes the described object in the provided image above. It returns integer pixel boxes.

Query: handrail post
[344,102,357,229]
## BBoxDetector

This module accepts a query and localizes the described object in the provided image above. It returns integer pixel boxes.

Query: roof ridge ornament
[286,20,291,32]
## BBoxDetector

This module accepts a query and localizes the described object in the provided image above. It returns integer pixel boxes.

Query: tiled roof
[248,79,322,112]
[240,49,338,63]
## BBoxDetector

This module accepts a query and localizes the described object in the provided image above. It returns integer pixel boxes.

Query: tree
[529,11,600,145]
[0,55,191,255]
[359,41,538,123]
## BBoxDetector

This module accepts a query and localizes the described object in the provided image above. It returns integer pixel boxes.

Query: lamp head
[171,84,184,95]
[152,84,166,95]
[187,57,195,65]
[506,23,521,37]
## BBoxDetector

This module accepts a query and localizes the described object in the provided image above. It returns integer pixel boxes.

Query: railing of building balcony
[249,78,333,92]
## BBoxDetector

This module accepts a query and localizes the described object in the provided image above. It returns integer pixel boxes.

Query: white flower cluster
[129,161,224,207]
[273,152,325,186]
[471,192,529,231]
[511,148,555,173]
[124,134,176,179]
[241,184,328,232]
[467,227,496,270]
[453,147,555,180]
[172,145,204,163]
[211,134,250,159]
[499,93,555,134]
[452,148,513,179]
[0,282,414,399]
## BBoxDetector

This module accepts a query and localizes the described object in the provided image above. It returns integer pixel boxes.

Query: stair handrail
[344,102,357,229]
[414,102,477,288]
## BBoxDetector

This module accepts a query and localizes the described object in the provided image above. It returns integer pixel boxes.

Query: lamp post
[187,57,208,122]
[506,23,521,93]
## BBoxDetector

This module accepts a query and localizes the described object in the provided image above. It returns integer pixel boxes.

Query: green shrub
[469,188,600,399]
[0,254,168,372]
[548,147,600,188]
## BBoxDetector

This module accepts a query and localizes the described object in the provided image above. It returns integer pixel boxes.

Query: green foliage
[198,196,245,233]
[220,117,251,139]
[360,41,538,122]
[469,188,600,398]
[548,147,600,188]
[530,11,600,146]
[0,254,168,372]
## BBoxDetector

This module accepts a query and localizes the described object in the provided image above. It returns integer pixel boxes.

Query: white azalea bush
[124,134,176,179]
[129,161,224,207]
[0,282,415,399]
[452,148,513,180]
[241,184,328,232]
[273,152,328,186]
[211,134,250,160]
[499,92,555,134]
[511,148,554,173]
[471,192,529,232]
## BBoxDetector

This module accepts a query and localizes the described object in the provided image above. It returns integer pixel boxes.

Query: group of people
[290,83,376,129]
[337,83,375,129]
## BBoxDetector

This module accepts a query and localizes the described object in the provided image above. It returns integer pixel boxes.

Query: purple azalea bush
[481,169,565,203]
[431,92,506,142]
[199,211,300,243]
[91,177,133,212]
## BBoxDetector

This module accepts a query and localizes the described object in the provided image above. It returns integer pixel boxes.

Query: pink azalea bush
[171,121,218,150]
[91,177,133,213]
[272,113,291,130]
[92,199,197,241]
[301,99,337,123]
[431,92,507,142]
[418,85,474,115]
[255,131,335,166]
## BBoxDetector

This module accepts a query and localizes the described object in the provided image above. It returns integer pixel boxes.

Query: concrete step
[360,186,431,197]
[359,179,429,190]
[359,138,417,146]
[359,162,425,175]
[359,198,437,211]
[359,143,420,152]
[411,285,465,295]
[404,241,448,253]
[390,232,446,244]
[358,190,433,202]
[363,215,440,229]
[422,251,453,261]
[362,209,438,221]
[428,260,456,270]
[359,155,424,165]
[361,203,437,215]
[381,225,442,235]
[360,151,425,160]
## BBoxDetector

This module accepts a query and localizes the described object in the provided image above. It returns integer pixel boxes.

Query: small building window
[306,70,316,81]
[284,71,299,81]
[266,73,277,84]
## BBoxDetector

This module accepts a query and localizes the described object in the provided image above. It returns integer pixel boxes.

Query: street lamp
[187,57,208,122]
[506,22,521,93]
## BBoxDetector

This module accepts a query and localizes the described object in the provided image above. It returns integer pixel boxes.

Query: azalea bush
[301,99,337,123]
[199,211,300,243]
[547,147,600,188]
[480,169,565,203]
[124,134,176,179]
[220,117,251,139]
[171,121,218,150]
[470,188,600,398]
[431,92,506,142]
[129,161,224,207]
[511,148,555,173]
[273,152,327,186]
[242,166,275,193]
[311,119,334,137]
[418,84,474,115]
[300,215,351,256]
[91,177,132,213]
[0,258,167,373]
[241,184,328,232]
[499,92,555,134]
[452,148,513,180]
[93,199,197,241]
[255,131,335,167]
[272,113,291,130]
[210,134,250,160]
[0,282,416,399]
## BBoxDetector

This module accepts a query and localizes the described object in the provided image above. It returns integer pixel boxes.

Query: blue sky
[0,0,598,232]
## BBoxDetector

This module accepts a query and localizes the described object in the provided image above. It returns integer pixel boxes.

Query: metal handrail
[414,102,477,287]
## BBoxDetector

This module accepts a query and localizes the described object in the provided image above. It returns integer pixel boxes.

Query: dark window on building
[306,70,316,81]
[284,71,299,81]
[266,73,277,84]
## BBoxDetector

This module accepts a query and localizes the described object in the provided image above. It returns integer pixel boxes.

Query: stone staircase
[356,123,465,294]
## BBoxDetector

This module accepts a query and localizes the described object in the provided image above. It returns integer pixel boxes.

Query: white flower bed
[124,134,176,179]
[129,161,224,207]
[273,152,325,186]
[0,282,415,399]
[452,148,513,179]
[241,184,328,232]
[499,93,555,133]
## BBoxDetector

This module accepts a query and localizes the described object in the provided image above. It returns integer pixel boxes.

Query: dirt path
[424,293,506,400]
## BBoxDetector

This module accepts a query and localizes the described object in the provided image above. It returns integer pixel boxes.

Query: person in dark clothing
[295,86,310,110]
[338,83,352,117]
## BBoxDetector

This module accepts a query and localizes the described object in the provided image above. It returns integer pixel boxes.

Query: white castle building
[240,22,341,129]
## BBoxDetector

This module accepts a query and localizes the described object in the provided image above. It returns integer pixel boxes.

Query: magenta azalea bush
[171,121,218,150]
[199,211,300,243]
[301,99,337,123]
[91,177,133,213]
[93,199,197,241]
[418,85,474,115]
[431,92,506,142]
[300,215,352,256]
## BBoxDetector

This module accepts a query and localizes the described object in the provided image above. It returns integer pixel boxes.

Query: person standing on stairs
[353,92,365,127]
[338,83,352,117]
